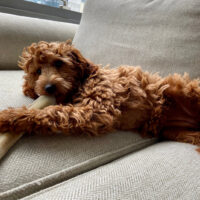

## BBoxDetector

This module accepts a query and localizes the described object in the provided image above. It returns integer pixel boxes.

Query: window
[0,0,82,24]
[25,0,85,13]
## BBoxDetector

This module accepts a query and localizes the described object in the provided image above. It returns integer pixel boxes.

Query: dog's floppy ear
[18,44,38,99]
[18,43,38,72]
[67,47,98,83]
[65,39,72,45]
[57,41,97,82]
[22,75,38,99]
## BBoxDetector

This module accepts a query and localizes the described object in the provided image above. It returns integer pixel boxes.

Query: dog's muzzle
[45,84,56,94]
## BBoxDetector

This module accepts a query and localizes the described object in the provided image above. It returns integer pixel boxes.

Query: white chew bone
[0,95,56,160]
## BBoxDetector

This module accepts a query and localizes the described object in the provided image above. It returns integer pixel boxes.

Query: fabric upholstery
[73,0,200,78]
[22,142,200,200]
[1,0,200,199]
[0,71,33,110]
[0,131,156,200]
[0,12,78,70]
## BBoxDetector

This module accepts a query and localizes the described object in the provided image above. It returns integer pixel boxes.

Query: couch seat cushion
[22,142,200,200]
[0,133,156,200]
[0,70,157,199]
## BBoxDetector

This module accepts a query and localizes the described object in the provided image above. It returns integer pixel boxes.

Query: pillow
[73,0,200,78]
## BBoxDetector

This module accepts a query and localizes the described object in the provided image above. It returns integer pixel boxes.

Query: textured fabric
[1,0,200,199]
[0,71,33,110]
[73,0,200,78]
[0,12,78,70]
[0,132,156,200]
[23,142,200,200]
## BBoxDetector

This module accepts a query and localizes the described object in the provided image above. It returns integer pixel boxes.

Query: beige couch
[0,0,200,199]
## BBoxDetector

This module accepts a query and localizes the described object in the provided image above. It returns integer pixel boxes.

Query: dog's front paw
[0,107,30,133]
[0,109,13,133]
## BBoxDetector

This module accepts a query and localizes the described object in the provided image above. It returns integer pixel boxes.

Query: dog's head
[19,40,97,103]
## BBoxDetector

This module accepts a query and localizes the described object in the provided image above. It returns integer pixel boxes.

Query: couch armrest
[0,12,79,70]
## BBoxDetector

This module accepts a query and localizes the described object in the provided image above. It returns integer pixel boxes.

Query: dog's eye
[36,68,41,75]
[53,60,64,68]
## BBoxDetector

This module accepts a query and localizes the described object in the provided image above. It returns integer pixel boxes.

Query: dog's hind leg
[162,128,200,145]
[163,73,200,112]
[162,73,200,127]
[162,128,200,152]
[158,74,200,151]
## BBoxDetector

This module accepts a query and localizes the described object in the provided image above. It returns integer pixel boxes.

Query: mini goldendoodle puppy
[0,41,199,150]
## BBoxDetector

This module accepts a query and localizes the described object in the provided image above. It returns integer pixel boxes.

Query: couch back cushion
[73,0,200,78]
[0,12,78,70]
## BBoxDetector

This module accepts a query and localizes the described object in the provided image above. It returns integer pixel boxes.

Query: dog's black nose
[45,84,56,94]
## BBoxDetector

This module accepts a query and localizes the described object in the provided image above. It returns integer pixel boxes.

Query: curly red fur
[0,41,200,151]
